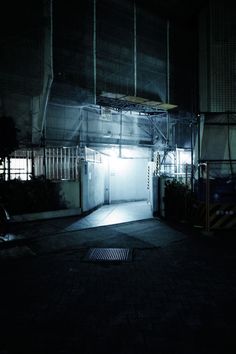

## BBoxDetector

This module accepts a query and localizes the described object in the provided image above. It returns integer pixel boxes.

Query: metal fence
[193,160,236,231]
[35,146,81,181]
[0,146,103,181]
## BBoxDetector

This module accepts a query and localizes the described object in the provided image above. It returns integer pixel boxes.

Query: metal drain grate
[84,248,132,262]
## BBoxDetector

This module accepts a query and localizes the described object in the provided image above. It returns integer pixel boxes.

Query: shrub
[0,179,66,215]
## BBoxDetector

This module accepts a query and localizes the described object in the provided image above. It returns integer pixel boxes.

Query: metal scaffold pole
[134,0,137,97]
[93,0,97,105]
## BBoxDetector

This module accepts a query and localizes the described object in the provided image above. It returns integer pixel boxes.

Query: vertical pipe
[166,20,170,104]
[41,0,54,143]
[134,0,137,96]
[93,0,97,105]
[119,112,122,158]
[166,20,170,146]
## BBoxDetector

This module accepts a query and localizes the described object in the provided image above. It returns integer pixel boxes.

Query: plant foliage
[0,116,19,160]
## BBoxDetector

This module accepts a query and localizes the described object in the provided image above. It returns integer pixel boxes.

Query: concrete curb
[10,207,82,223]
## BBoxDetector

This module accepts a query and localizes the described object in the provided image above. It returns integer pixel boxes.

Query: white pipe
[119,112,123,157]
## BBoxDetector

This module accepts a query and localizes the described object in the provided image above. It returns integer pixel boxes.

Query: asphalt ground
[0,217,236,354]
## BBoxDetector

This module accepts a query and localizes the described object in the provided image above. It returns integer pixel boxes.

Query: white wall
[81,161,105,212]
[109,158,148,203]
[80,156,150,212]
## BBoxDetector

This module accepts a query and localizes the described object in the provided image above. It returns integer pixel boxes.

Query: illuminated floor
[64,200,153,231]
[4,200,153,241]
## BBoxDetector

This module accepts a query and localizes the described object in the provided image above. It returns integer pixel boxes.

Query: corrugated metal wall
[53,0,167,104]
[198,1,236,112]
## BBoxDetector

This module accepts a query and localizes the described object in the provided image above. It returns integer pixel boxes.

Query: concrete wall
[80,157,149,212]
[59,181,81,209]
[10,180,81,222]
[109,158,148,203]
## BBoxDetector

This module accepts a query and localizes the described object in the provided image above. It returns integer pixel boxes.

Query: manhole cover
[84,248,132,262]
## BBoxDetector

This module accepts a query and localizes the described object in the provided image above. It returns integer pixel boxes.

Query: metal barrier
[194,160,236,232]
[0,146,104,181]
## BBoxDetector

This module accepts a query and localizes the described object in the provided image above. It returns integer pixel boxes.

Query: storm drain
[84,248,132,262]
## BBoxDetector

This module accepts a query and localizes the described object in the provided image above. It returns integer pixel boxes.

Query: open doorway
[107,156,149,204]
[80,146,153,227]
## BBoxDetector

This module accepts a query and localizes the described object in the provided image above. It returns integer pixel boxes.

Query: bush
[0,179,66,215]
[164,179,192,222]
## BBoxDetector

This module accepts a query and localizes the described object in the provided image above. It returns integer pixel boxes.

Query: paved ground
[0,215,236,354]
[1,201,153,242]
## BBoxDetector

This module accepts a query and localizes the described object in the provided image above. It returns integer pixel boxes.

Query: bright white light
[109,157,126,174]
[109,147,118,158]
[6,158,31,180]
[124,110,144,117]
[121,148,136,158]
[177,149,191,165]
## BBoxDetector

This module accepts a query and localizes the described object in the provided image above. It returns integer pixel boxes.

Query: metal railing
[0,146,103,181]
